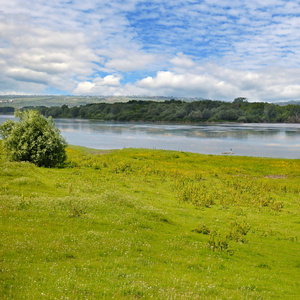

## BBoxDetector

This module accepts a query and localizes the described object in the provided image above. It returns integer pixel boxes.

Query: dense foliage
[29,98,300,123]
[0,107,14,114]
[0,110,67,167]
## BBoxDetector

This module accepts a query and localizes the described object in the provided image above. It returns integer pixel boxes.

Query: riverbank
[1,144,299,299]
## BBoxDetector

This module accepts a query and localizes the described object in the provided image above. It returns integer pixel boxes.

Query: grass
[0,143,300,299]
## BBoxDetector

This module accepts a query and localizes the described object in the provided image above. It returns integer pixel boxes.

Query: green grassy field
[0,143,299,299]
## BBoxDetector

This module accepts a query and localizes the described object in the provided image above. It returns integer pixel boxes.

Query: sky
[0,0,300,102]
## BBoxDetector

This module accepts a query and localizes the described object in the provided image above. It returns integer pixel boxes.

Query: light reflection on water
[0,115,299,158]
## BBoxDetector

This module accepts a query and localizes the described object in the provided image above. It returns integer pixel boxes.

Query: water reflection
[54,120,300,140]
[0,115,299,158]
[52,120,300,158]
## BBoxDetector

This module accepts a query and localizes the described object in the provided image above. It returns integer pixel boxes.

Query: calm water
[1,115,300,159]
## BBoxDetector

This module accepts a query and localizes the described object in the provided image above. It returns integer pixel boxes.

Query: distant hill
[275,100,300,106]
[1,95,299,110]
[0,95,200,108]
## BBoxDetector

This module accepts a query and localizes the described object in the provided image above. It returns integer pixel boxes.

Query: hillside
[0,144,299,299]
[0,95,182,109]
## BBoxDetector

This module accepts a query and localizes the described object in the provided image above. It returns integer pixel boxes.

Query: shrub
[0,110,67,167]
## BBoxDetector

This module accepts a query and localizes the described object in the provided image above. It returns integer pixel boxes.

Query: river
[0,115,299,159]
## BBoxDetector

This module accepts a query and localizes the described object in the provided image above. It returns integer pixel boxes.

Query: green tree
[263,104,277,121]
[233,97,248,104]
[217,109,239,121]
[0,110,67,167]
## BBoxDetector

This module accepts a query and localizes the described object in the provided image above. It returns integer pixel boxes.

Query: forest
[3,98,300,123]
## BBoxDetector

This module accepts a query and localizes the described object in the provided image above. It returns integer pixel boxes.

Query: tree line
[10,98,300,123]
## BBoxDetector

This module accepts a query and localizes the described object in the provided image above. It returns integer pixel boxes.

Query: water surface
[1,115,299,159]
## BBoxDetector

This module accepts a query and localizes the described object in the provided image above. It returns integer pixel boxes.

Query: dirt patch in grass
[265,175,287,179]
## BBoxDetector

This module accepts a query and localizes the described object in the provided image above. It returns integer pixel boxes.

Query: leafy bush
[0,110,67,167]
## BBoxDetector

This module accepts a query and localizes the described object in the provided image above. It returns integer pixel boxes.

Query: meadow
[0,142,299,299]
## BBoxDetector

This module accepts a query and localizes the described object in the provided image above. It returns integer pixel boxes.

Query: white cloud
[95,75,122,87]
[136,70,238,99]
[73,82,96,94]
[0,0,151,94]
[74,54,300,101]
[74,75,122,95]
[169,53,196,70]
[103,47,157,72]
[0,17,102,93]
[0,0,300,101]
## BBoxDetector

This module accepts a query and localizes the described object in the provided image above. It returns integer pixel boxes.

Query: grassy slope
[0,144,299,299]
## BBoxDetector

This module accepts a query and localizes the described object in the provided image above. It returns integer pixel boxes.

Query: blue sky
[0,0,300,102]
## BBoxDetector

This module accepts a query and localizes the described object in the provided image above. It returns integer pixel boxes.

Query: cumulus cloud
[75,53,300,101]
[137,55,300,101]
[74,75,123,95]
[0,0,300,101]
[169,53,196,71]
[136,69,238,99]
